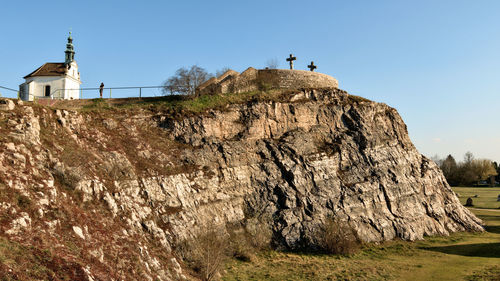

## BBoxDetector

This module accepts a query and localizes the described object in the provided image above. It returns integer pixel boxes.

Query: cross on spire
[307,61,317,72]
[286,54,297,70]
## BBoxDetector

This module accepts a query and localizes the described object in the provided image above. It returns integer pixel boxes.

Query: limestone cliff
[0,89,483,280]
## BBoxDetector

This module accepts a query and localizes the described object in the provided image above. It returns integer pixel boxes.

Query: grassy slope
[37,89,366,115]
[223,187,500,281]
[48,91,286,114]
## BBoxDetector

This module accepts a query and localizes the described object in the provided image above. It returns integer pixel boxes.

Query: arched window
[44,85,51,97]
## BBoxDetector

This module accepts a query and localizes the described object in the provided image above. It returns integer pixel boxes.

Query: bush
[228,229,254,262]
[177,227,230,281]
[177,221,272,280]
[51,166,80,190]
[226,219,273,262]
[245,218,272,250]
[319,219,361,255]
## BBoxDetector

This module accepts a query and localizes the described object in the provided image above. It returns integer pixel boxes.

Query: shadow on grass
[423,243,500,258]
[485,225,500,234]
[476,214,500,221]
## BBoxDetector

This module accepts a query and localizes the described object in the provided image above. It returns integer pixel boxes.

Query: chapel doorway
[45,85,50,97]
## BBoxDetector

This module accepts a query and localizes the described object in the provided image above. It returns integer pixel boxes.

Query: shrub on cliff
[177,226,230,281]
[51,165,81,190]
[318,218,361,255]
[227,220,272,262]
[228,228,255,262]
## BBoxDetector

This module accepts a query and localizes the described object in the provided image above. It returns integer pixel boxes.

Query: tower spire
[64,31,75,65]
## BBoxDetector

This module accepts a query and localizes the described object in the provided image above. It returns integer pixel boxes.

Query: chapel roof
[24,63,68,79]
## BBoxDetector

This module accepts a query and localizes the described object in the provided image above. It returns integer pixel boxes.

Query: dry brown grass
[0,237,88,281]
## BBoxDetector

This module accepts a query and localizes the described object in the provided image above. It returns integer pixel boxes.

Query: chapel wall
[31,77,65,99]
[64,78,81,99]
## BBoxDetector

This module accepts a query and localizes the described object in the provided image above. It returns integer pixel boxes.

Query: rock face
[160,89,482,246]
[0,98,15,111]
[0,89,483,279]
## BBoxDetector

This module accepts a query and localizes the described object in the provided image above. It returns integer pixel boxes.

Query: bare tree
[265,58,279,69]
[430,154,443,166]
[464,151,474,165]
[162,65,213,96]
[177,226,230,281]
[459,151,476,185]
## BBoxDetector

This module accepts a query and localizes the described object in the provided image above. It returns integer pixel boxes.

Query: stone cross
[307,61,317,72]
[286,54,297,70]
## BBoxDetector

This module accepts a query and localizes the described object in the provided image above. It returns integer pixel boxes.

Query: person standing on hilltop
[99,82,104,98]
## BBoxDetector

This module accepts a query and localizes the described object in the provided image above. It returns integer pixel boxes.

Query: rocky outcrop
[0,98,15,111]
[0,89,483,280]
[158,89,482,246]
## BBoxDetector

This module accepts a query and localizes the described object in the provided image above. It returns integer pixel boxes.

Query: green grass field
[223,187,500,281]
[454,186,500,209]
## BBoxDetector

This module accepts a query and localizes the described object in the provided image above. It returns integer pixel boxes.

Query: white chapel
[19,33,81,101]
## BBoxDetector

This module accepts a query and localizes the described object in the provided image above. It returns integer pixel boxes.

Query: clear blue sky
[1,0,499,162]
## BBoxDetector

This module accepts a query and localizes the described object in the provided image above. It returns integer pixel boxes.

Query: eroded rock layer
[0,89,482,280]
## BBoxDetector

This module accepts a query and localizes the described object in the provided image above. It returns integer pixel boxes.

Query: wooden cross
[307,61,317,72]
[286,54,297,70]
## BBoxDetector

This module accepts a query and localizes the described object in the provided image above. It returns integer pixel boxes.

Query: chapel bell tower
[65,32,75,66]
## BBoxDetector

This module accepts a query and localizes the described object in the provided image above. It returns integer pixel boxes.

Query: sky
[1,0,499,162]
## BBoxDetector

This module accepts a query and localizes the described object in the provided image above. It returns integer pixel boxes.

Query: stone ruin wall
[257,69,339,90]
[197,68,339,95]
[219,68,259,94]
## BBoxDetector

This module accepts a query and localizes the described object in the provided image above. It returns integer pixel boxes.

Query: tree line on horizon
[432,152,499,186]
